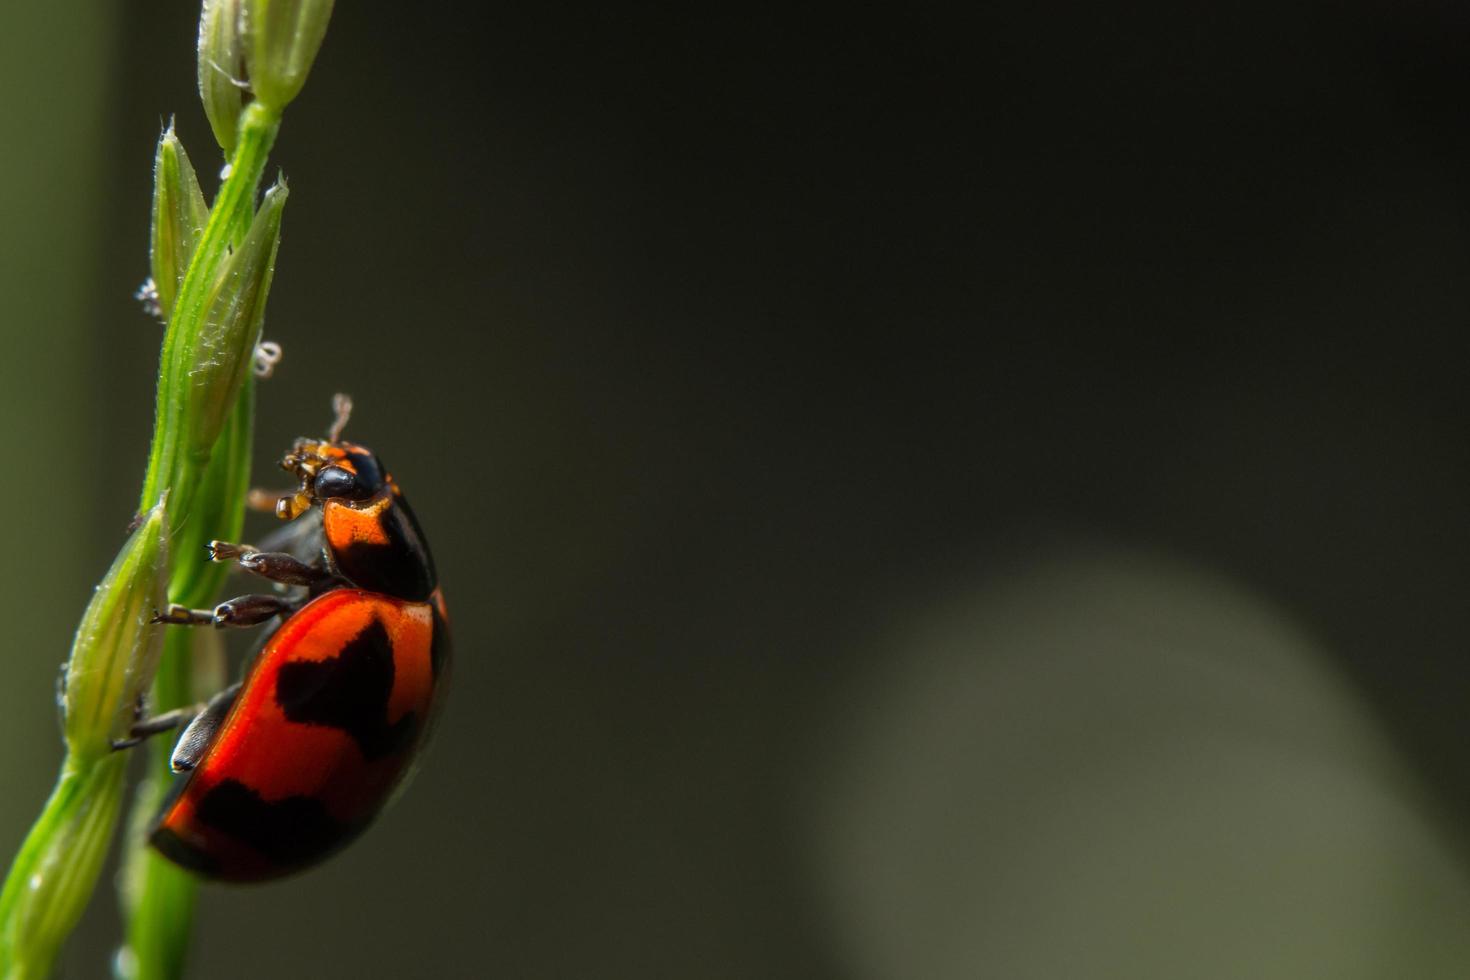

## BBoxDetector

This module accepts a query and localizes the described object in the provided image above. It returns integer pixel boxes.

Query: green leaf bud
[60,504,169,763]
[148,126,209,322]
[198,0,246,154]
[242,0,335,112]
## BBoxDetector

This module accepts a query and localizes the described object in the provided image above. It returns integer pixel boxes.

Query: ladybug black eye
[314,465,365,500]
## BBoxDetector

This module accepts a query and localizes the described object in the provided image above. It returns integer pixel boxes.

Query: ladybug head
[273,395,395,520]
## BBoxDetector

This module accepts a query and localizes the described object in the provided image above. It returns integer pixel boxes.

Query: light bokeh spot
[806,550,1470,980]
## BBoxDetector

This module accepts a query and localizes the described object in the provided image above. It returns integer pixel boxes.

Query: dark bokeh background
[7,2,1470,977]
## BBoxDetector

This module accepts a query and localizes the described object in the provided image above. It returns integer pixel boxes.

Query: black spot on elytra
[274,616,417,760]
[194,779,345,866]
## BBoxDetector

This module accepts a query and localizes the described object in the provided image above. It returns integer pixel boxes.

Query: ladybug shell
[151,587,449,881]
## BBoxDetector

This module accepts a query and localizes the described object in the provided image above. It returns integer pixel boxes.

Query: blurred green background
[6,2,1470,977]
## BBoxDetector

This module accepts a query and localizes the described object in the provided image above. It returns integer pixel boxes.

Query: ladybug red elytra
[120,395,449,881]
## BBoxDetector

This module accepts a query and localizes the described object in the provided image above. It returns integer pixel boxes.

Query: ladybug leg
[207,540,335,589]
[211,593,297,626]
[169,681,242,772]
[110,701,205,751]
[151,605,217,627]
[153,593,296,629]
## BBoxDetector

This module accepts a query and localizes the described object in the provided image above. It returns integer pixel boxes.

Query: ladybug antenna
[327,393,353,444]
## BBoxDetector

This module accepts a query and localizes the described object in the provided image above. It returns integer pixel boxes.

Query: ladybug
[120,396,449,881]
